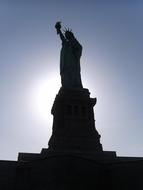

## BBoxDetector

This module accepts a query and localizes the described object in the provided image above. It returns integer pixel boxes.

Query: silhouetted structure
[0,23,143,190]
[55,22,83,88]
[48,88,102,152]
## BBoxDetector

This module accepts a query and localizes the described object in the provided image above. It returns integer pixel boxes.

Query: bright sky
[0,0,143,160]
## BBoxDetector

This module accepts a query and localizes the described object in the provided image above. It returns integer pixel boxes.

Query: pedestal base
[48,88,103,153]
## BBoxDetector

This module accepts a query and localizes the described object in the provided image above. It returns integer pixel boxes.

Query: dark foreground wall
[1,150,143,190]
[0,161,17,190]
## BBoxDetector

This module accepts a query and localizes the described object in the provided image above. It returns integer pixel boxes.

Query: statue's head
[65,30,74,40]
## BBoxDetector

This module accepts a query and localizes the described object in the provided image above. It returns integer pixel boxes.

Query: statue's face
[65,31,74,40]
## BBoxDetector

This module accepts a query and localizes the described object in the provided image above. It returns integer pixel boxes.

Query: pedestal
[48,87,103,153]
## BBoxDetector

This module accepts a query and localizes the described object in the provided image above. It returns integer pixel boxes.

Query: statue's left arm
[71,38,82,57]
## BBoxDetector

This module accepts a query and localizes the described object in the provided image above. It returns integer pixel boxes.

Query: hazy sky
[0,0,143,160]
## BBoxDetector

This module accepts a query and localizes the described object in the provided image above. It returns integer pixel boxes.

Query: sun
[31,72,61,124]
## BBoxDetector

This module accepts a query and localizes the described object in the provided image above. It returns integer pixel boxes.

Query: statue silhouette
[55,22,83,89]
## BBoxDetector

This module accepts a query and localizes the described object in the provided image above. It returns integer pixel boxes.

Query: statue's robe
[60,38,83,89]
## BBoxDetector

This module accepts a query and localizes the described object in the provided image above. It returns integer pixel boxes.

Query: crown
[63,27,72,33]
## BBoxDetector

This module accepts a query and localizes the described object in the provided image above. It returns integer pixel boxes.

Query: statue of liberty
[55,22,83,89]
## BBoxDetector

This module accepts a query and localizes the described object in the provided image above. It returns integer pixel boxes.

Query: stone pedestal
[48,88,103,153]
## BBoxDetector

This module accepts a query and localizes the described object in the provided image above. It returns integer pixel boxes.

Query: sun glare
[31,72,61,124]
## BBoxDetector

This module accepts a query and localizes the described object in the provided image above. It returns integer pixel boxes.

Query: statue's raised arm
[55,22,83,89]
[55,22,66,42]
